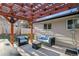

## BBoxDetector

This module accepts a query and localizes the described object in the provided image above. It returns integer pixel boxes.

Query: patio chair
[32,35,55,50]
[16,35,29,46]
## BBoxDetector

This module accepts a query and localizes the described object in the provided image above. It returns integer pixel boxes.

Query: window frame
[43,23,52,30]
[66,18,79,30]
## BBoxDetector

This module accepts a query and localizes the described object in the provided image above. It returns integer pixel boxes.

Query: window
[74,19,79,28]
[67,18,79,29]
[44,24,47,29]
[67,20,73,29]
[48,23,52,29]
[44,23,52,29]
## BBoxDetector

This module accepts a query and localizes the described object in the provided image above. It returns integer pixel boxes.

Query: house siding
[33,15,79,48]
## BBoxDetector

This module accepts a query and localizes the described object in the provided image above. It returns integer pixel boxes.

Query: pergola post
[29,21,33,44]
[10,23,14,47]
[9,16,15,47]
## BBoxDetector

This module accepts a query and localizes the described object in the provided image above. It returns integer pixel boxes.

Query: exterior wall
[75,29,79,47]
[33,15,79,48]
[52,19,74,48]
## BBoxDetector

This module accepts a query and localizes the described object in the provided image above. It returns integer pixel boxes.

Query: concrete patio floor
[0,39,21,56]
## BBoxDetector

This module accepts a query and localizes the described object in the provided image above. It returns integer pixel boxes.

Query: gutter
[33,7,79,23]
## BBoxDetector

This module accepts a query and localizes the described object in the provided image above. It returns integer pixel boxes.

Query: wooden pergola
[0,3,78,46]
